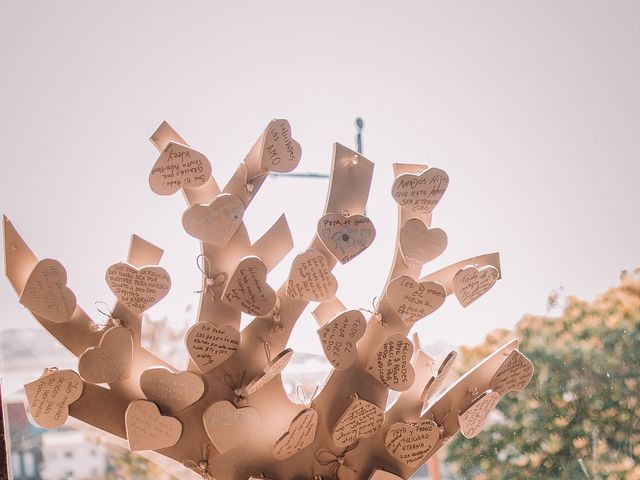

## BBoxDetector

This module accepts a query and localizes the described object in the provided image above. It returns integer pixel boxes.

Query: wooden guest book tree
[4,119,534,480]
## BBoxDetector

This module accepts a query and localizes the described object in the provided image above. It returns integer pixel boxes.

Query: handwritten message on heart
[385,419,440,467]
[140,367,205,413]
[386,276,446,323]
[78,326,133,383]
[260,119,302,173]
[24,369,83,429]
[399,219,447,268]
[332,397,384,448]
[458,390,501,439]
[20,259,77,323]
[421,351,457,404]
[245,349,294,395]
[317,310,366,370]
[105,263,171,315]
[125,399,182,451]
[489,350,534,395]
[317,213,376,264]
[182,194,245,246]
[391,167,449,214]
[203,400,260,453]
[222,256,276,316]
[367,335,415,391]
[369,469,404,480]
[273,408,318,460]
[286,250,337,302]
[452,265,499,307]
[149,142,212,195]
[185,322,240,374]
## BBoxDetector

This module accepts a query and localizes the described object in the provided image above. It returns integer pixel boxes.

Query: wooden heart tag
[391,167,449,214]
[222,256,277,316]
[140,367,205,413]
[182,193,245,246]
[125,399,182,451]
[317,310,366,370]
[421,351,457,404]
[273,408,318,460]
[452,265,499,307]
[24,369,83,429]
[385,419,440,467]
[20,258,77,323]
[386,276,446,323]
[399,219,447,268]
[367,334,415,391]
[332,396,384,447]
[489,350,534,395]
[368,469,404,480]
[286,250,337,302]
[203,400,260,453]
[245,348,294,395]
[105,262,171,315]
[260,119,302,173]
[78,326,133,383]
[185,322,240,374]
[149,141,212,195]
[458,390,501,438]
[317,213,376,264]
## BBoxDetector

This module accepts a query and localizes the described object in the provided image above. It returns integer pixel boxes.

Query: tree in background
[445,271,640,479]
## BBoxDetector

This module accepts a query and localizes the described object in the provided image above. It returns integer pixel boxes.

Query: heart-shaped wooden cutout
[260,119,302,173]
[140,367,205,413]
[332,397,384,447]
[182,193,245,246]
[24,369,83,429]
[489,350,534,396]
[20,259,77,323]
[105,262,171,315]
[273,408,318,460]
[399,219,447,268]
[386,276,446,323]
[286,250,337,302]
[203,400,260,453]
[78,326,133,383]
[125,399,182,451]
[185,322,240,374]
[149,141,212,195]
[368,469,404,480]
[245,348,294,395]
[317,310,366,370]
[317,213,376,264]
[385,419,440,467]
[458,390,501,439]
[367,334,415,391]
[421,351,457,404]
[452,265,499,307]
[391,167,449,214]
[222,256,277,316]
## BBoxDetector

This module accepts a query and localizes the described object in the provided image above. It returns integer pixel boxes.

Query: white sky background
[0,1,639,358]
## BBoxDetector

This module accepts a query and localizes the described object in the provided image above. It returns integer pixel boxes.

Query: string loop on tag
[182,445,212,480]
[224,373,247,403]
[270,297,283,333]
[315,442,359,479]
[195,254,228,300]
[264,341,272,364]
[360,297,386,327]
[432,409,453,441]
[246,170,270,194]
[338,209,350,218]
[91,301,123,332]
[297,384,320,408]
[351,155,359,166]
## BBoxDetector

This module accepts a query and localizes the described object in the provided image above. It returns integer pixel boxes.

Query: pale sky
[1,1,639,358]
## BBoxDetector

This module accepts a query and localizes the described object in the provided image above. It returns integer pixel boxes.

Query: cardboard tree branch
[4,119,534,480]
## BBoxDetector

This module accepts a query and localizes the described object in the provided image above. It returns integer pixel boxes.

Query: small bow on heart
[194,254,228,300]
[315,442,359,479]
[182,445,213,480]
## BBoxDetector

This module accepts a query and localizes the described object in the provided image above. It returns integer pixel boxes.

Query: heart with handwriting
[245,348,294,395]
[317,310,366,370]
[78,326,133,383]
[260,119,302,173]
[286,250,337,302]
[391,167,449,214]
[203,400,260,453]
[125,399,183,451]
[149,141,212,195]
[185,322,240,374]
[332,397,385,447]
[385,419,440,467]
[182,193,245,246]
[458,390,501,438]
[489,349,534,395]
[386,276,446,323]
[366,334,415,391]
[421,351,457,404]
[317,213,376,264]
[105,263,171,315]
[20,258,77,323]
[452,265,499,307]
[24,369,83,429]
[399,219,447,268]
[273,408,318,460]
[140,367,205,413]
[222,256,277,316]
